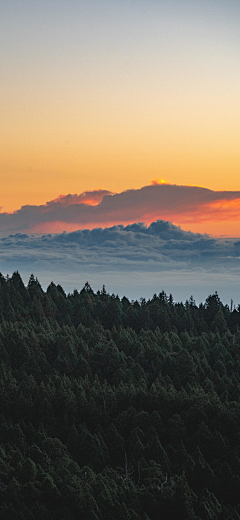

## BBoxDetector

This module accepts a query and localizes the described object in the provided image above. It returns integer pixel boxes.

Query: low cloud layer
[1,184,240,236]
[1,220,240,303]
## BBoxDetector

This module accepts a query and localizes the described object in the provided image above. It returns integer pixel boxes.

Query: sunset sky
[1,0,240,299]
[1,1,240,218]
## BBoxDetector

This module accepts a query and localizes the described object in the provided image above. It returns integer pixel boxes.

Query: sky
[1,0,240,301]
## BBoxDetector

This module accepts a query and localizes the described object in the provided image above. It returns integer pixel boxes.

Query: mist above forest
[1,220,240,303]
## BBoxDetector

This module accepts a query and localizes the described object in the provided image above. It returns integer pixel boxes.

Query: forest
[0,271,240,519]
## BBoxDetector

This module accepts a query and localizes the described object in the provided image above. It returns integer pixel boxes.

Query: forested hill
[1,272,240,520]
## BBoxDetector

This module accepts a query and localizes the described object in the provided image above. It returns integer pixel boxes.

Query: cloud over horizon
[1,219,240,303]
[1,183,240,237]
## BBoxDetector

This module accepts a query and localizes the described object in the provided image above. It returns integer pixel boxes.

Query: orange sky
[1,1,240,237]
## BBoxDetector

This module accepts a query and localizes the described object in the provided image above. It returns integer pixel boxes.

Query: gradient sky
[1,0,240,217]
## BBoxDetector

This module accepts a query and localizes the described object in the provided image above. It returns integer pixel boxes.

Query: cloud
[0,219,237,272]
[45,190,113,208]
[1,219,240,303]
[1,183,240,236]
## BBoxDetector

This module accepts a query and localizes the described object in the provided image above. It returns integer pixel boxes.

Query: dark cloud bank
[1,183,240,234]
[1,220,240,303]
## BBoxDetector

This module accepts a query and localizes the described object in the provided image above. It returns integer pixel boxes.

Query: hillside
[0,272,240,519]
